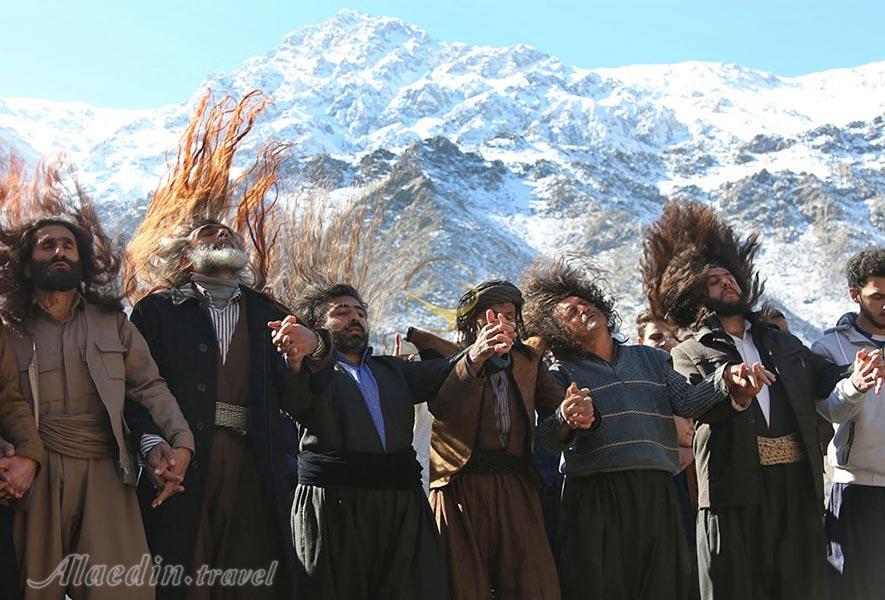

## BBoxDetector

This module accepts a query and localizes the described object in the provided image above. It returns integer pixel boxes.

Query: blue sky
[2,0,882,108]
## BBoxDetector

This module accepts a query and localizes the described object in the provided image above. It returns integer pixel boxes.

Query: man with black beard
[282,283,455,600]
[0,209,194,600]
[642,201,884,600]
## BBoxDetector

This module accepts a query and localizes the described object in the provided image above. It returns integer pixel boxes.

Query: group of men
[1,90,884,600]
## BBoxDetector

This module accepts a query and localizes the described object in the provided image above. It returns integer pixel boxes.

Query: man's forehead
[328,296,365,310]
[190,223,233,237]
[35,224,76,242]
[706,266,735,278]
[557,296,596,309]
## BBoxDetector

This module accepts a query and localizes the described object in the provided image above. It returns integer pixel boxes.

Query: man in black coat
[280,282,468,600]
[126,221,328,600]
[642,201,883,600]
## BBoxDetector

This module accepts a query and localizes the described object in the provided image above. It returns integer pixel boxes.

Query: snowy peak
[0,11,883,341]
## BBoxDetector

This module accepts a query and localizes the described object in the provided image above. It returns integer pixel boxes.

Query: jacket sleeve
[427,352,485,421]
[0,326,45,468]
[403,353,463,405]
[117,312,195,453]
[536,364,602,451]
[810,338,867,423]
[124,300,163,442]
[535,360,566,419]
[669,345,746,424]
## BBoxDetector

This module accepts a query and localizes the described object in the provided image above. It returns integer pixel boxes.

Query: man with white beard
[122,92,328,599]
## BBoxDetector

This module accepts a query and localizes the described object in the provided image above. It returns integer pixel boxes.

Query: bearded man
[412,280,568,600]
[287,282,458,600]
[123,92,326,600]
[523,258,769,600]
[642,201,884,600]
[0,157,194,600]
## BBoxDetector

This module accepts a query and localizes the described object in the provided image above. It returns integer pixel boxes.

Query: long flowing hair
[641,200,764,329]
[0,149,123,330]
[123,90,287,301]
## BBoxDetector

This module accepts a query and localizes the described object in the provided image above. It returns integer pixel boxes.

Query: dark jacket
[125,286,318,600]
[291,351,457,456]
[671,314,848,508]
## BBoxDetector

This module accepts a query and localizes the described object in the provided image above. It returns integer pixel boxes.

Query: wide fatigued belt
[215,402,248,436]
[757,433,806,466]
[39,413,117,459]
[461,450,526,475]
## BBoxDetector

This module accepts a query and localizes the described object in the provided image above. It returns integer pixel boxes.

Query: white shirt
[728,320,771,426]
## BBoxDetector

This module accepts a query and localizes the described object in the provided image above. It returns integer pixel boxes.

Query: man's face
[323,295,370,354]
[706,266,743,303]
[705,266,748,316]
[639,320,678,352]
[553,296,609,348]
[186,224,248,277]
[851,276,885,332]
[674,416,695,448]
[474,301,517,329]
[28,224,83,291]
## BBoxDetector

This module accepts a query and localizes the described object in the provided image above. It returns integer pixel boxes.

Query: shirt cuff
[139,434,166,458]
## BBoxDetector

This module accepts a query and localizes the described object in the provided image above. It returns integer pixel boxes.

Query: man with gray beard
[122,91,325,599]
[125,220,329,600]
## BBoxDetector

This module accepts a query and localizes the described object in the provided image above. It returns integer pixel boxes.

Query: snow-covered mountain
[2,9,883,343]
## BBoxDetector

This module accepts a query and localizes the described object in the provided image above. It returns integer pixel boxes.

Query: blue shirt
[336,347,386,451]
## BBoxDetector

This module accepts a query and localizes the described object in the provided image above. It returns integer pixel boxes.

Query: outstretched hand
[851,348,885,395]
[725,362,776,407]
[467,309,516,371]
[560,382,596,430]
[145,442,192,508]
[268,315,320,373]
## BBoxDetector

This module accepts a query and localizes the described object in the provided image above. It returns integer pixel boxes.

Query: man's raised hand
[560,382,596,430]
[726,362,776,407]
[268,315,320,373]
[467,309,516,371]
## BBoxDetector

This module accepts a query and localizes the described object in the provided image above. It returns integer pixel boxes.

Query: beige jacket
[0,324,45,467]
[8,302,194,485]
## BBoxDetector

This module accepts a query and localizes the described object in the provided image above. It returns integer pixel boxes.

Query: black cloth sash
[298,448,422,489]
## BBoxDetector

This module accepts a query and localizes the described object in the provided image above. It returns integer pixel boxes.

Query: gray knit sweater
[543,343,733,477]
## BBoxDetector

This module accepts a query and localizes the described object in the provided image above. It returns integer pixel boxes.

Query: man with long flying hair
[123,92,328,600]
[523,257,768,600]
[0,152,194,600]
[642,201,884,600]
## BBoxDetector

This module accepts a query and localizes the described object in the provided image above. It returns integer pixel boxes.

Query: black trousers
[559,469,691,600]
[0,506,18,600]
[292,484,450,600]
[826,482,885,600]
[697,462,827,600]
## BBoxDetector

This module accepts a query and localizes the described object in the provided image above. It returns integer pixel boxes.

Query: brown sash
[39,413,117,458]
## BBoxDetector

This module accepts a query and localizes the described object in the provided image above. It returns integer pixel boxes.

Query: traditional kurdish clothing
[8,298,194,600]
[290,349,454,600]
[429,345,562,600]
[671,314,850,600]
[542,342,737,600]
[125,281,314,600]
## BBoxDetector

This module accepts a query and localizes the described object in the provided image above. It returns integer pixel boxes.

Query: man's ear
[849,287,861,304]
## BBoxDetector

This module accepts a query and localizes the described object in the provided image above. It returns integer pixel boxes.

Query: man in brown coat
[0,158,195,600]
[423,280,595,600]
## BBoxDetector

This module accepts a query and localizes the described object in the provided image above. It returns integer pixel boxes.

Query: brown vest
[216,311,250,408]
